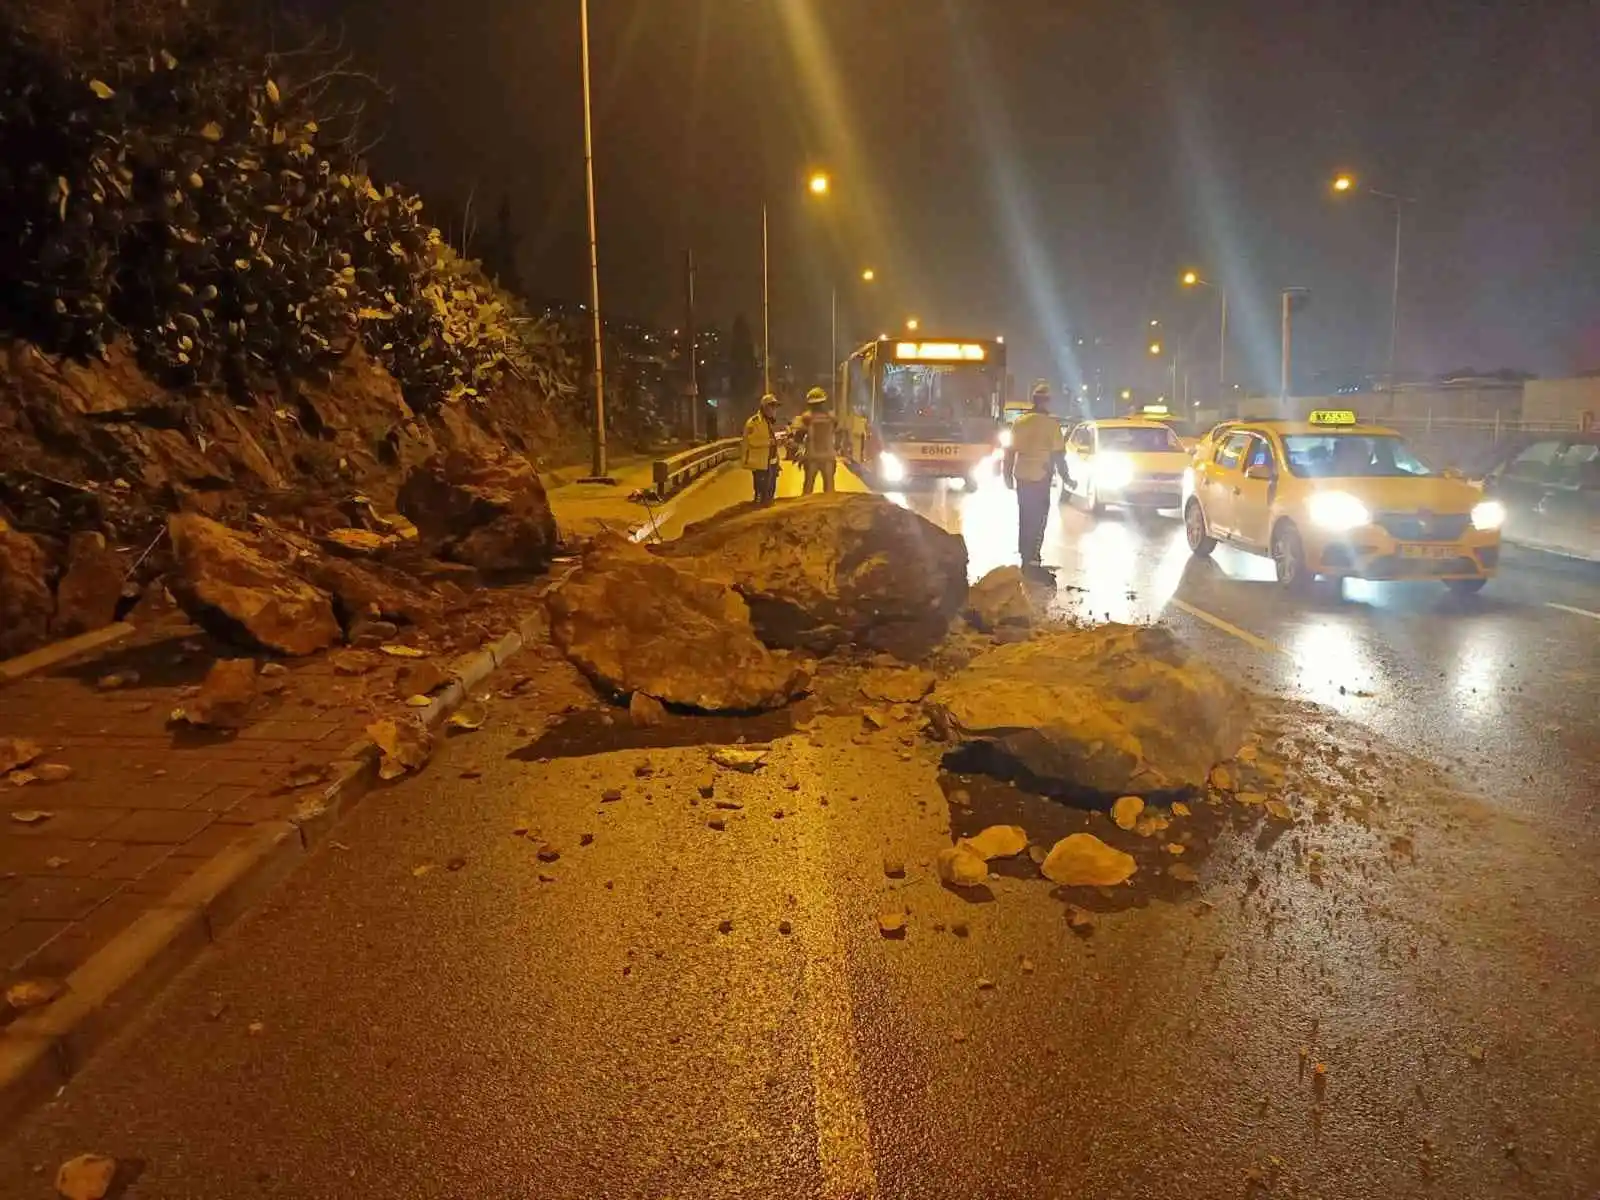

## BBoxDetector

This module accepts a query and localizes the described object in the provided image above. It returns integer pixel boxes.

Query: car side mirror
[1244,464,1274,482]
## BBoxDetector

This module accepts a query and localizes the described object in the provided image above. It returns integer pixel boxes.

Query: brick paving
[0,623,374,999]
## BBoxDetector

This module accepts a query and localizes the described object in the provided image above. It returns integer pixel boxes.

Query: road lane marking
[1547,602,1600,622]
[785,741,880,1200]
[1166,596,1285,655]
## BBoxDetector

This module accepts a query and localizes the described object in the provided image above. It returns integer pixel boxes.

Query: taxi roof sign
[1140,404,1171,416]
[1308,409,1358,426]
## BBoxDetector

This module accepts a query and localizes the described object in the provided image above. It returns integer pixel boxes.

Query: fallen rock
[0,737,43,775]
[367,717,433,781]
[320,528,393,557]
[1112,796,1145,831]
[1040,833,1137,888]
[629,692,667,728]
[878,910,908,938]
[174,658,259,729]
[30,763,74,784]
[5,977,64,1011]
[960,824,1029,860]
[50,532,124,638]
[926,625,1248,796]
[965,565,1034,633]
[547,536,808,712]
[300,556,442,630]
[399,659,452,697]
[936,844,990,888]
[0,525,54,659]
[860,666,936,704]
[167,514,340,656]
[54,1153,117,1200]
[398,449,558,574]
[664,493,968,659]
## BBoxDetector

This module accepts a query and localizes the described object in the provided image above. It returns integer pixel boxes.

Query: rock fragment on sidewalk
[173,658,259,729]
[1040,833,1137,888]
[5,978,64,1011]
[398,449,559,574]
[0,737,43,775]
[710,746,767,773]
[167,513,340,656]
[878,909,908,937]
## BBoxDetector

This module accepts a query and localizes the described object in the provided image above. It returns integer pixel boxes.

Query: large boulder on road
[397,450,558,574]
[547,536,808,713]
[664,494,967,660]
[926,624,1247,796]
[167,514,341,657]
[0,525,54,658]
[965,566,1034,633]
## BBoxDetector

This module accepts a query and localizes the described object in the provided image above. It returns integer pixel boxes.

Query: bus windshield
[880,364,999,441]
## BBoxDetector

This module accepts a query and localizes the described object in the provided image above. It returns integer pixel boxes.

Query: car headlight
[1471,500,1506,531]
[1095,454,1135,490]
[1308,491,1372,532]
[998,428,1013,449]
[878,452,906,484]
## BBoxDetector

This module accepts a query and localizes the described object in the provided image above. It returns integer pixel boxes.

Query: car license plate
[1399,544,1454,559]
[919,444,961,457]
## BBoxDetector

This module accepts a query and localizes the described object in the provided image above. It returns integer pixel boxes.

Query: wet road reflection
[899,477,1600,824]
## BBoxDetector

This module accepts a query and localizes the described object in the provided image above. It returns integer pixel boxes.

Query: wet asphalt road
[893,478,1600,830]
[3,478,1599,1198]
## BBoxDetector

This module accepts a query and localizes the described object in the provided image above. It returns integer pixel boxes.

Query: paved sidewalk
[0,623,374,996]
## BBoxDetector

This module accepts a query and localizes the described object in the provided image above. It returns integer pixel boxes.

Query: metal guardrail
[651,437,742,500]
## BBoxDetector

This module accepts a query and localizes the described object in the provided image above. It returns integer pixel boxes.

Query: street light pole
[1332,175,1413,399]
[761,203,770,396]
[579,0,608,479]
[1386,196,1402,400]
[1181,271,1228,405]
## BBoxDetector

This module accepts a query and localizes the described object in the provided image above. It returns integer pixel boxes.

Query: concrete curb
[0,578,573,1133]
[0,623,136,685]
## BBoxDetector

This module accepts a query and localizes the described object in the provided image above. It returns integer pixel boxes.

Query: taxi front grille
[1376,512,1470,542]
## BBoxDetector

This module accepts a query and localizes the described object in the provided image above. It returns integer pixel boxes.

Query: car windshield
[1098,425,1183,452]
[1281,433,1436,478]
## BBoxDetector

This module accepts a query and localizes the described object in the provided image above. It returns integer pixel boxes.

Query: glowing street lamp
[907,317,921,332]
[1181,268,1229,402]
[808,171,832,196]
[1330,170,1414,396]
[1148,342,1162,356]
[1120,389,1132,401]
[861,268,876,283]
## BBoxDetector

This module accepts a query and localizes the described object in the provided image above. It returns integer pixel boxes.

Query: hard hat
[760,393,778,406]
[1030,379,1052,399]
[806,387,828,405]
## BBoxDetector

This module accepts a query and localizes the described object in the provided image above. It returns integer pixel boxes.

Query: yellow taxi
[1182,410,1504,593]
[1063,417,1191,513]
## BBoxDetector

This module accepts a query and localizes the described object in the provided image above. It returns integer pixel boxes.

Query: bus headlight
[998,428,1013,449]
[879,452,907,484]
[1308,491,1371,532]
[1095,454,1135,490]
[1471,500,1506,531]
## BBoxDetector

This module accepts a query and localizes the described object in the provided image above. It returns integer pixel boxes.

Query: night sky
[303,0,1598,396]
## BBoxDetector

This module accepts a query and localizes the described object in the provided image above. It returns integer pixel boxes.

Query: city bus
[842,336,1008,487]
